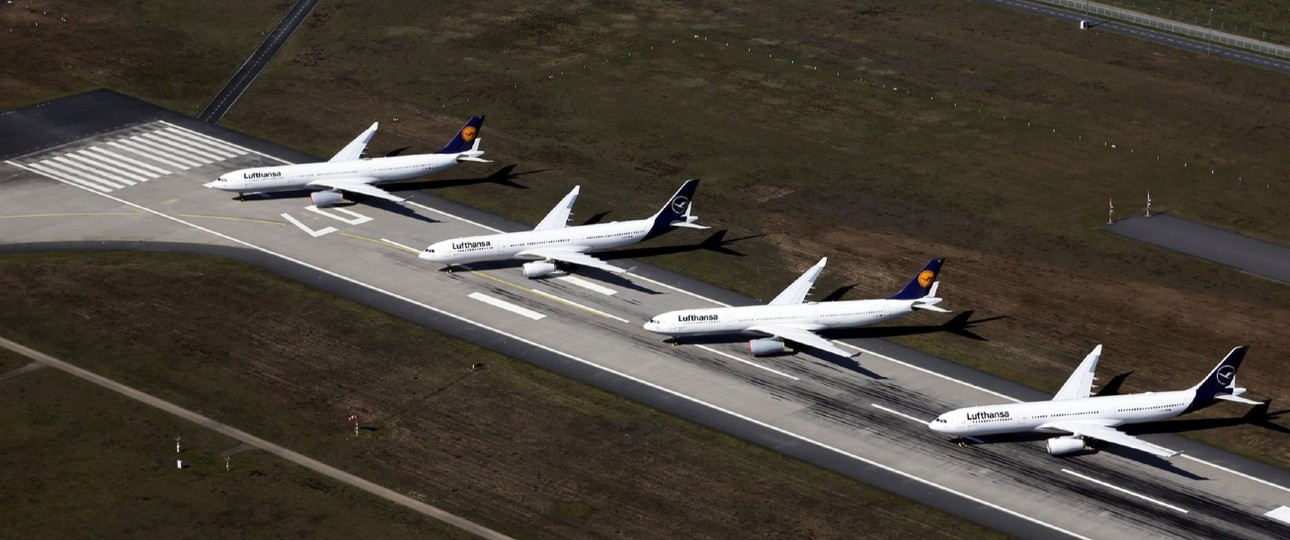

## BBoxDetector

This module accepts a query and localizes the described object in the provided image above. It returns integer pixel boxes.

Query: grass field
[0,251,1004,539]
[1095,0,1290,44]
[0,367,471,539]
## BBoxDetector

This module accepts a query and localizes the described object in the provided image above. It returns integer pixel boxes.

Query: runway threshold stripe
[124,136,205,167]
[13,162,112,193]
[151,129,238,159]
[49,156,136,186]
[1060,469,1189,514]
[80,147,164,178]
[468,292,546,320]
[156,127,242,158]
[62,152,150,184]
[110,141,191,170]
[556,275,617,295]
[45,179,1091,540]
[695,344,799,380]
[1265,506,1290,525]
[38,159,126,189]
[164,126,251,156]
[157,121,290,164]
[135,133,220,164]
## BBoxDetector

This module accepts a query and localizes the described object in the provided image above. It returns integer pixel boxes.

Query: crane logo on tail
[671,196,690,214]
[461,126,478,142]
[1216,365,1236,386]
[918,269,936,288]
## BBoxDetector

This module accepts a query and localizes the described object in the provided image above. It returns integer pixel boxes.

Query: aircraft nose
[928,418,946,433]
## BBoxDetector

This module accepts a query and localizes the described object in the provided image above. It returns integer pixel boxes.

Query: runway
[2,95,1289,539]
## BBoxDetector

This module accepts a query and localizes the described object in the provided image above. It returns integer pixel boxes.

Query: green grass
[0,368,470,539]
[0,348,29,373]
[0,250,1005,539]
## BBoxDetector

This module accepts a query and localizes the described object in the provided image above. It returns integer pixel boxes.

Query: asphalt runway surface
[197,0,321,124]
[3,93,1290,539]
[1108,214,1290,284]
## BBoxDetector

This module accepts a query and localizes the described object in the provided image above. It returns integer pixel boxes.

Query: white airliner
[643,257,948,357]
[929,345,1260,458]
[203,116,488,207]
[419,178,707,278]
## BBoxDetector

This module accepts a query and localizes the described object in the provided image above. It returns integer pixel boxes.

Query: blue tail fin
[644,178,701,239]
[889,258,945,300]
[1186,346,1248,411]
[435,115,485,154]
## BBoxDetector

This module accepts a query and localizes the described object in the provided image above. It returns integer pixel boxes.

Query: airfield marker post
[349,414,359,438]
[1108,197,1114,224]
[175,436,181,454]
[1146,191,1152,217]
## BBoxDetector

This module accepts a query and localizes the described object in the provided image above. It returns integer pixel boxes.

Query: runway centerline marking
[557,275,618,295]
[10,160,1099,540]
[871,403,928,424]
[178,214,285,226]
[378,238,421,254]
[468,292,545,320]
[339,232,419,254]
[696,344,799,381]
[1061,469,1189,514]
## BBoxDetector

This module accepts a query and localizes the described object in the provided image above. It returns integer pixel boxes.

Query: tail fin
[1186,346,1249,411]
[435,115,486,154]
[644,178,702,239]
[889,258,945,300]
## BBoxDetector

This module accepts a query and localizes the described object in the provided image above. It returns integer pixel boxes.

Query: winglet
[329,122,379,162]
[436,115,486,154]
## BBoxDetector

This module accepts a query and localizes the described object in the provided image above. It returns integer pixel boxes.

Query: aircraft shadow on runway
[662,334,887,380]
[384,164,546,191]
[817,310,1006,342]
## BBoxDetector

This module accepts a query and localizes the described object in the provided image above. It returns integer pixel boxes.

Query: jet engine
[310,190,347,208]
[1046,436,1087,456]
[748,338,787,357]
[522,261,559,278]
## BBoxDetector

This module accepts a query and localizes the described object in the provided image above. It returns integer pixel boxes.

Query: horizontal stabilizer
[1215,393,1263,405]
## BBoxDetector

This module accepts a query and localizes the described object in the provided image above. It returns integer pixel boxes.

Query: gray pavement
[0,336,513,540]
[1107,214,1290,284]
[3,94,1290,539]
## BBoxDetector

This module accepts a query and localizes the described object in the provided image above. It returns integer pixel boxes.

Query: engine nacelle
[522,261,559,278]
[1046,436,1087,456]
[748,338,787,357]
[310,190,347,208]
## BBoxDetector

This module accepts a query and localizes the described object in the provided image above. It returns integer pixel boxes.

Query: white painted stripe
[527,288,629,323]
[1061,469,1189,514]
[135,132,221,163]
[696,344,799,381]
[1180,455,1290,495]
[557,275,617,295]
[41,179,1091,540]
[468,292,545,320]
[81,147,164,178]
[39,159,126,189]
[1266,506,1290,525]
[49,156,136,186]
[110,140,191,170]
[871,403,928,424]
[15,161,112,192]
[150,129,237,160]
[163,125,251,156]
[122,136,203,167]
[62,152,149,184]
[155,128,239,158]
[380,238,421,253]
[157,121,288,164]
[406,201,504,234]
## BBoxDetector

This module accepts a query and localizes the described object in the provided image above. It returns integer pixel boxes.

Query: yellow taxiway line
[177,214,285,226]
[0,212,143,219]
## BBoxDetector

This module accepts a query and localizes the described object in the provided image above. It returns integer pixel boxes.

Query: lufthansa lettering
[966,410,1010,421]
[452,240,492,250]
[679,313,718,322]
[242,171,283,179]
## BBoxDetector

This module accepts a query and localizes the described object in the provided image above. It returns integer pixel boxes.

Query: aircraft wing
[1043,421,1181,458]
[768,257,828,306]
[534,186,580,231]
[517,247,629,274]
[329,122,379,162]
[306,178,405,203]
[1053,344,1102,401]
[746,325,856,358]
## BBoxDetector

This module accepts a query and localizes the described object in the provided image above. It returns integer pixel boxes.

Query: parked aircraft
[204,116,488,207]
[929,345,1260,458]
[420,178,706,278]
[643,257,947,357]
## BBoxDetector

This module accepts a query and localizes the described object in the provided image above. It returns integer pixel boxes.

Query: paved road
[1108,214,1290,284]
[198,0,321,124]
[0,335,512,540]
[983,0,1290,73]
